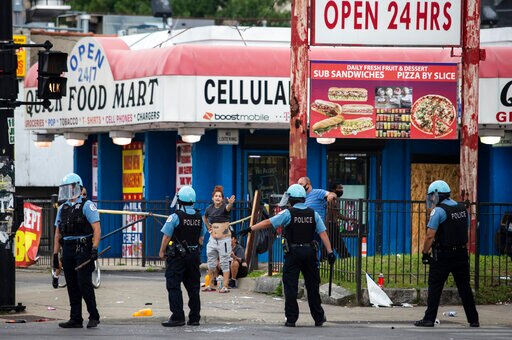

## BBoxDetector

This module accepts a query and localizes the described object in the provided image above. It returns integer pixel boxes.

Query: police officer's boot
[58,320,83,328]
[87,319,100,328]
[414,319,435,327]
[315,316,327,327]
[162,317,185,327]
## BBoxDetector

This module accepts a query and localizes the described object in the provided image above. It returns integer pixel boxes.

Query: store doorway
[327,152,369,199]
[245,153,289,205]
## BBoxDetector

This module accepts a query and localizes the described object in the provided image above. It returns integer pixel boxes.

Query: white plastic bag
[366,272,393,307]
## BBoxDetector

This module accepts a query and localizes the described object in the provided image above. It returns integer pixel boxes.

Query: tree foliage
[69,0,291,26]
[70,0,151,15]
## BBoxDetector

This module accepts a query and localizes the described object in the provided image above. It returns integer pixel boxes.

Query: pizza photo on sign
[411,95,456,138]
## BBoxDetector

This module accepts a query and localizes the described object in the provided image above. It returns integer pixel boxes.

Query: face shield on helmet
[58,173,83,202]
[279,184,306,207]
[426,192,440,209]
[426,180,451,209]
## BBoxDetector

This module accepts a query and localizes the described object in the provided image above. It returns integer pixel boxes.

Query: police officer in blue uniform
[159,186,206,327]
[240,184,336,327]
[414,180,479,328]
[53,173,101,328]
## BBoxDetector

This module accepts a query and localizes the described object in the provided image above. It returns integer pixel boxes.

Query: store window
[327,153,368,199]
[246,154,289,204]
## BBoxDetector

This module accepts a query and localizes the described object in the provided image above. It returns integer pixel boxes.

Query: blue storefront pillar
[479,144,512,254]
[74,139,93,194]
[193,131,235,202]
[380,140,411,254]
[306,139,328,189]
[97,134,122,200]
[97,133,123,257]
[488,146,512,203]
[144,131,176,200]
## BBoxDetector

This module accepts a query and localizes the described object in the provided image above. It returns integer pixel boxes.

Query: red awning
[479,46,512,78]
[24,36,512,88]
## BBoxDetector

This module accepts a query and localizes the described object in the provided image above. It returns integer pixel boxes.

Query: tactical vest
[435,203,469,247]
[173,210,202,246]
[285,207,316,244]
[59,200,93,237]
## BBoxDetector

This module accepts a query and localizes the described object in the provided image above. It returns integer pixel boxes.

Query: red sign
[310,61,458,140]
[176,141,193,191]
[15,203,43,267]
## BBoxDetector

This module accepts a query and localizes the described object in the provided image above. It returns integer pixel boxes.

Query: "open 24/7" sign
[312,0,462,47]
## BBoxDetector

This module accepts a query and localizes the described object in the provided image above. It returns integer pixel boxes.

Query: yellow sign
[122,142,144,200]
[13,35,26,78]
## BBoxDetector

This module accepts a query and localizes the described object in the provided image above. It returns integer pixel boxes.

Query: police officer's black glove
[90,247,98,261]
[327,252,336,265]
[53,253,60,270]
[422,252,432,265]
[237,227,252,237]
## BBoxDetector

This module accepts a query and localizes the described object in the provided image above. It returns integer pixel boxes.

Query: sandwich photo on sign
[311,99,342,117]
[339,118,375,135]
[341,104,373,115]
[328,87,368,101]
[312,115,345,136]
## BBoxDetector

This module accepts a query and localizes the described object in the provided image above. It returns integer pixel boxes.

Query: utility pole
[0,0,24,312]
[461,0,483,253]
[289,0,309,185]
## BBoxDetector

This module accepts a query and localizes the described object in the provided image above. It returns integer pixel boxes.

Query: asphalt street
[2,319,512,339]
[1,270,511,339]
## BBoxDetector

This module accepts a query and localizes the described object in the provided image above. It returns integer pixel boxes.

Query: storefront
[22,27,512,256]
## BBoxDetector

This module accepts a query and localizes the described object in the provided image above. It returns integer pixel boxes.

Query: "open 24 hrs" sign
[312,0,462,47]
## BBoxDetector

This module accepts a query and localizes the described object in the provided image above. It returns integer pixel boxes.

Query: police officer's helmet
[287,184,307,198]
[62,173,83,187]
[428,180,451,195]
[426,180,451,208]
[177,186,196,205]
[278,184,306,207]
[58,173,83,201]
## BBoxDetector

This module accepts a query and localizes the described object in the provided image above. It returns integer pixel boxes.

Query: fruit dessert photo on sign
[309,61,458,140]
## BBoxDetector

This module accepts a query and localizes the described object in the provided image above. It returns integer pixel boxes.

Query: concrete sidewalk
[7,268,512,328]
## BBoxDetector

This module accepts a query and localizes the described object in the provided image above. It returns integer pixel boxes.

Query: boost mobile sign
[197,76,291,123]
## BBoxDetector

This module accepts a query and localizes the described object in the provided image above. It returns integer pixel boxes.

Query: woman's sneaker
[228,279,237,289]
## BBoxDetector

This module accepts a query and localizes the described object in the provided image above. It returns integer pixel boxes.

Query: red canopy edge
[24,37,512,89]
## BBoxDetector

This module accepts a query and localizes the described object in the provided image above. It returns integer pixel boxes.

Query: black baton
[75,246,111,271]
[328,260,334,296]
